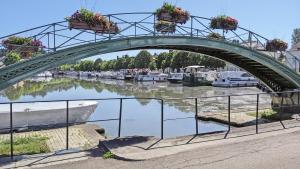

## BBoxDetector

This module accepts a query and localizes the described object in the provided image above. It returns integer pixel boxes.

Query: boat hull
[183,76,212,86]
[0,102,98,133]
[168,79,182,83]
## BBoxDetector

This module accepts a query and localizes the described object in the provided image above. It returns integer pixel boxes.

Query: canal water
[0,77,272,138]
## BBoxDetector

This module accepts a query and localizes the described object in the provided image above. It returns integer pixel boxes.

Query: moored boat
[168,72,184,83]
[135,72,168,82]
[182,66,217,86]
[212,71,258,87]
[0,101,98,133]
[116,69,134,80]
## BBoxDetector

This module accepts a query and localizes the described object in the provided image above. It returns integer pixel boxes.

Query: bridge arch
[0,36,299,91]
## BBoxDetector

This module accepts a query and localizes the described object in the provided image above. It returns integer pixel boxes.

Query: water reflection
[1,77,271,114]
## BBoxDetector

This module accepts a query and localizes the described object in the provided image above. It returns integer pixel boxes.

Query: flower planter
[207,33,224,40]
[5,44,39,52]
[2,36,43,58]
[69,20,119,34]
[156,3,189,24]
[155,21,176,33]
[157,12,174,22]
[210,16,238,31]
[67,9,119,34]
[176,15,189,24]
[266,39,288,51]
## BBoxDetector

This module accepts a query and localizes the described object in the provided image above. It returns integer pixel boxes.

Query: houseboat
[167,73,184,83]
[34,71,53,77]
[212,71,258,87]
[135,72,168,82]
[182,66,217,86]
[116,69,134,80]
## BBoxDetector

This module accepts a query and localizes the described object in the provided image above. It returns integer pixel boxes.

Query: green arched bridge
[0,12,299,91]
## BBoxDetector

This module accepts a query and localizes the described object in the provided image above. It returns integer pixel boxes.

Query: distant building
[291,42,300,51]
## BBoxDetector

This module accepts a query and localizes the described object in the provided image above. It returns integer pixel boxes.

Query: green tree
[171,51,189,70]
[93,58,103,70]
[292,28,300,45]
[134,50,152,68]
[156,52,168,69]
[199,56,226,69]
[4,52,21,66]
[78,60,94,71]
[149,60,157,70]
[187,53,202,66]
[162,52,173,69]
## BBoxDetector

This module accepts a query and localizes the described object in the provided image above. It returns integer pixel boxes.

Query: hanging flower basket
[266,39,288,51]
[156,3,190,24]
[207,32,224,40]
[155,21,176,33]
[2,36,43,58]
[210,15,238,31]
[66,8,119,34]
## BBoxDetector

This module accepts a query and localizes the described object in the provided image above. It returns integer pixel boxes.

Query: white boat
[135,72,168,82]
[79,71,97,78]
[183,66,217,86]
[0,101,98,132]
[212,71,258,87]
[116,69,134,80]
[34,71,52,77]
[168,73,184,83]
[100,71,117,79]
[64,71,79,77]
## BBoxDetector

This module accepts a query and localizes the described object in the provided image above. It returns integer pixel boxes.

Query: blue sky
[1,0,300,60]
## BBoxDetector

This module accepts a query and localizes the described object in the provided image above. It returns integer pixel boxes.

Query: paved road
[39,129,300,169]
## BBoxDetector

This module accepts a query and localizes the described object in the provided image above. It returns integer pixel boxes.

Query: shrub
[4,52,21,65]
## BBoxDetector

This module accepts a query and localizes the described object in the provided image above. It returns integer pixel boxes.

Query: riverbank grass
[0,135,50,156]
[246,109,288,121]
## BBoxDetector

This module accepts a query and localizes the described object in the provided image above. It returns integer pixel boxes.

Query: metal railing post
[53,24,56,51]
[118,98,123,137]
[66,101,69,150]
[228,96,231,131]
[161,99,164,139]
[195,98,198,135]
[256,94,259,134]
[190,16,193,37]
[134,22,137,37]
[10,103,13,161]
[47,32,50,52]
[108,15,111,40]
[153,13,156,36]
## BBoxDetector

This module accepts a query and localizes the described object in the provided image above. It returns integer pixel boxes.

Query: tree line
[59,50,226,72]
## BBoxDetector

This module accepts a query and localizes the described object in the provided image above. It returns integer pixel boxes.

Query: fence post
[161,99,164,139]
[53,24,56,51]
[66,101,69,150]
[190,16,193,37]
[256,94,259,134]
[10,103,13,161]
[228,96,231,131]
[118,98,123,137]
[108,15,111,40]
[195,98,198,135]
[153,13,156,36]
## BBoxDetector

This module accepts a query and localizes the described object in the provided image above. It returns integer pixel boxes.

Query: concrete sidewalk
[1,119,300,169]
[101,119,300,160]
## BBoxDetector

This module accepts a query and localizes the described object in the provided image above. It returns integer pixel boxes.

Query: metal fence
[1,90,300,160]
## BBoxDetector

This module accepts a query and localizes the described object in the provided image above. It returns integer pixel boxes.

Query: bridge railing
[1,89,300,160]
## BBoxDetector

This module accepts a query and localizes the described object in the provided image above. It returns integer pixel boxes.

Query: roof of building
[291,42,300,51]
